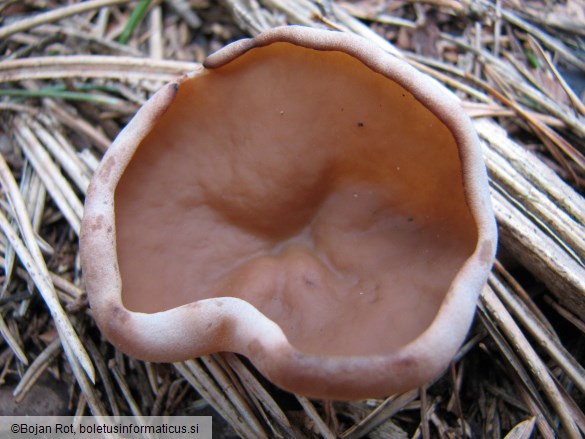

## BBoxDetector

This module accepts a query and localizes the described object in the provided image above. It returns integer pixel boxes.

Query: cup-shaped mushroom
[80,26,497,400]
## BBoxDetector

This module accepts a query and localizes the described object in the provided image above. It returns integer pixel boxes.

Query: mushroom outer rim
[80,26,498,400]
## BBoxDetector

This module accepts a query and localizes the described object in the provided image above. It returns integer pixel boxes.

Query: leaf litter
[0,0,584,437]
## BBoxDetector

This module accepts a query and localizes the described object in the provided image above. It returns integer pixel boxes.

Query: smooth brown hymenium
[81,26,497,399]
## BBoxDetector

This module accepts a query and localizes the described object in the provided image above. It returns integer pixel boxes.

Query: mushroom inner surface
[115,43,478,356]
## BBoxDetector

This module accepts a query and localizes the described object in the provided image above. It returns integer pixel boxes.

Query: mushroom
[80,26,497,400]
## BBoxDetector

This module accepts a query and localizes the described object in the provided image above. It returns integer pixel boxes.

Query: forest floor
[0,0,584,438]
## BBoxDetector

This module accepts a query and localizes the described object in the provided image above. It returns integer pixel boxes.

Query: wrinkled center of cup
[115,43,478,356]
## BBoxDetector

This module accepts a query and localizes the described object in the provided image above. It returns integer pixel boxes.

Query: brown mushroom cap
[81,26,497,400]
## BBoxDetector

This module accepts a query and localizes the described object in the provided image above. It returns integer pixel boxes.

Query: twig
[481,286,581,439]
[0,313,28,365]
[0,155,95,382]
[0,0,132,41]
[0,55,201,84]
[13,338,61,401]
[295,396,336,439]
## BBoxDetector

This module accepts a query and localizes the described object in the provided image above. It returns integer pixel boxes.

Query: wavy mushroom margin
[80,25,498,400]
